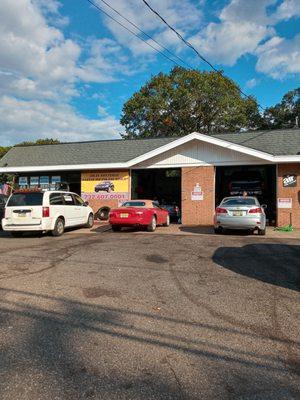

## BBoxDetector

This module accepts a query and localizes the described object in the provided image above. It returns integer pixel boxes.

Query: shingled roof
[0,137,177,168]
[212,128,300,156]
[0,128,299,169]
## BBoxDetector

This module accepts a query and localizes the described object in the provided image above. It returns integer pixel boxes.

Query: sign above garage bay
[283,174,297,187]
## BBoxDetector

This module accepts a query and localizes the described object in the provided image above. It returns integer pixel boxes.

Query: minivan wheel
[258,227,266,236]
[85,213,94,228]
[11,232,23,238]
[52,218,65,237]
[147,216,157,232]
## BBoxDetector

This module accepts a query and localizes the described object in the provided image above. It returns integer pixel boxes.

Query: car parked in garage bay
[214,196,267,235]
[161,203,181,223]
[109,200,170,232]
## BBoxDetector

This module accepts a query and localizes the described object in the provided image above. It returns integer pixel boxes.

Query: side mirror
[261,204,267,209]
[83,201,89,206]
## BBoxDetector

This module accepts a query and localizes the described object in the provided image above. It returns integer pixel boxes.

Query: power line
[96,0,193,70]
[141,0,265,111]
[85,0,188,68]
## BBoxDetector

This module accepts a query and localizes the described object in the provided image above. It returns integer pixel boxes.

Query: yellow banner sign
[81,170,129,201]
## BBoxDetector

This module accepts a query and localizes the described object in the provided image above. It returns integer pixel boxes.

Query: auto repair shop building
[1,128,300,228]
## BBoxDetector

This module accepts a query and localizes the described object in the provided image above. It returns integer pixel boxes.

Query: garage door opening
[131,169,181,221]
[215,165,277,225]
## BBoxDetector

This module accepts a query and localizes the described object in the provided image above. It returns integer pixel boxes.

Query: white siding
[134,140,270,168]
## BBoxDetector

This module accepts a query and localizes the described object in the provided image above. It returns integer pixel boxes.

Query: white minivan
[2,190,94,237]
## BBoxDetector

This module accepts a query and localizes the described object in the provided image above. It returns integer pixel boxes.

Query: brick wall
[181,166,215,225]
[277,163,300,228]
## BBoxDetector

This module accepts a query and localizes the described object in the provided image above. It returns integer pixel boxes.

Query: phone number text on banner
[81,192,129,201]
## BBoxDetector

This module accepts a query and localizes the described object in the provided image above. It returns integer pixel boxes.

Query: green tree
[0,146,11,159]
[120,67,262,139]
[15,138,60,147]
[0,139,60,184]
[263,87,300,129]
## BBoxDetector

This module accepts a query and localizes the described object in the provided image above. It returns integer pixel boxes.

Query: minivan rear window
[7,192,44,206]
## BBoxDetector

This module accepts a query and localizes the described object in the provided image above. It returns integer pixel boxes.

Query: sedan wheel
[258,227,266,236]
[164,215,170,227]
[147,216,157,232]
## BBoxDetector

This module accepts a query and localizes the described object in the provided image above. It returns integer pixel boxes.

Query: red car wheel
[147,216,157,232]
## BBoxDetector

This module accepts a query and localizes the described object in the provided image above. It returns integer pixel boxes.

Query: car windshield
[221,198,256,206]
[122,201,146,207]
[7,192,44,206]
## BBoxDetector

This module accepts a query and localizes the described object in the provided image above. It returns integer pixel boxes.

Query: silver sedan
[214,196,266,235]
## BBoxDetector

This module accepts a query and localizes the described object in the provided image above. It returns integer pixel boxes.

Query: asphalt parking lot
[0,228,299,400]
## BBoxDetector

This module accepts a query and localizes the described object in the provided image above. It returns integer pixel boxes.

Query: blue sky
[0,0,299,145]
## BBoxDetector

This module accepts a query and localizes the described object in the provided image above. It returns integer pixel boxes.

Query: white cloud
[186,0,300,77]
[189,0,275,66]
[272,0,300,21]
[190,21,273,66]
[0,96,122,146]
[0,0,126,145]
[245,78,258,89]
[95,0,203,56]
[97,105,109,117]
[255,34,300,78]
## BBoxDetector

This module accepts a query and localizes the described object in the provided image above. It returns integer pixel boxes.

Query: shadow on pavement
[213,243,300,291]
[179,226,254,236]
[0,287,299,399]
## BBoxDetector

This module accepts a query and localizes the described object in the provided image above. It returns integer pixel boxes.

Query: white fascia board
[127,132,275,166]
[0,163,128,173]
[273,155,300,163]
[131,160,274,169]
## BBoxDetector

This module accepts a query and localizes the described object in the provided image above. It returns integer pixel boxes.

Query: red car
[109,200,170,232]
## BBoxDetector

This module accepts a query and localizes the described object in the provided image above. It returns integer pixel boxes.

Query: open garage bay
[0,230,299,400]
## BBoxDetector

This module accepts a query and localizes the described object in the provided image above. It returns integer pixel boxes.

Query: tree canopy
[263,87,300,129]
[15,138,60,147]
[0,139,60,160]
[120,67,262,139]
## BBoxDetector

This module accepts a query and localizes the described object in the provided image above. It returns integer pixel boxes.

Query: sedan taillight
[216,207,228,214]
[248,207,262,214]
[42,207,50,218]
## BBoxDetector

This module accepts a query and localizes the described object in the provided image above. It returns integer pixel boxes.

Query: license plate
[120,213,129,218]
[233,211,243,216]
[18,213,27,218]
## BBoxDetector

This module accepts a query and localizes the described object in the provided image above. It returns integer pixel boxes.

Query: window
[7,192,44,206]
[50,193,64,205]
[63,193,75,205]
[0,195,7,206]
[221,198,256,206]
[73,194,84,206]
[122,201,146,207]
